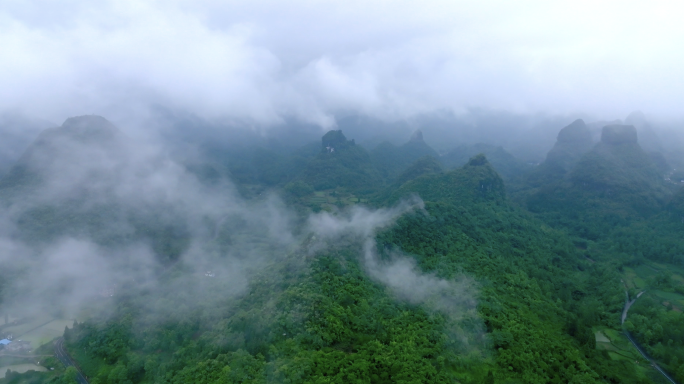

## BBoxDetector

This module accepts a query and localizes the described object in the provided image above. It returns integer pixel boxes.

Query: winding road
[622,290,645,324]
[621,290,678,384]
[54,338,89,384]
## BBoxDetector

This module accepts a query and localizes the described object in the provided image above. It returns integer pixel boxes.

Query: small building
[0,339,11,345]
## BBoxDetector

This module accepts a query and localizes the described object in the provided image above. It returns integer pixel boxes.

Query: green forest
[1,116,683,384]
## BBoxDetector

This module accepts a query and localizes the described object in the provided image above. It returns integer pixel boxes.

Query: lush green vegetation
[370,130,439,182]
[300,130,382,194]
[2,118,683,384]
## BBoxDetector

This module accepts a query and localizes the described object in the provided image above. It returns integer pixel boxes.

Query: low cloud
[307,200,485,351]
[2,1,684,128]
[307,196,423,240]
[0,118,298,321]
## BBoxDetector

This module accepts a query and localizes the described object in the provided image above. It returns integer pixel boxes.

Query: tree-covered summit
[321,129,352,150]
[384,153,506,206]
[521,119,595,190]
[300,129,381,193]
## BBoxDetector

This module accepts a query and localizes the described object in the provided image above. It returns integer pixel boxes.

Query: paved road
[623,332,678,384]
[622,290,679,384]
[54,338,89,384]
[621,290,645,324]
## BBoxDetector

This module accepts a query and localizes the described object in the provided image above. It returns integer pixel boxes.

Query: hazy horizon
[1,0,684,131]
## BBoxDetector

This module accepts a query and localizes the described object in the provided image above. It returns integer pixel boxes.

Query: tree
[61,366,78,384]
[485,370,495,384]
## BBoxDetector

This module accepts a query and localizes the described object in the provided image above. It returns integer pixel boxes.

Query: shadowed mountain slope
[394,155,443,187]
[300,130,381,193]
[0,115,126,196]
[524,119,595,188]
[383,154,505,206]
[370,129,439,182]
[527,124,673,238]
[441,143,531,180]
[0,116,191,261]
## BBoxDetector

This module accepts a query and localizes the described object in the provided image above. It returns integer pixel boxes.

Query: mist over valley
[1,2,684,383]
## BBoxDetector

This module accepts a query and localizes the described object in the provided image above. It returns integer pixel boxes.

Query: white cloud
[1,0,684,126]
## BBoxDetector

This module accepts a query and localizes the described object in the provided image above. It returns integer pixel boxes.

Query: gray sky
[1,0,683,127]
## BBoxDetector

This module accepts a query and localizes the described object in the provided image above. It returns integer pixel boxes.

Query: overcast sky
[1,0,683,128]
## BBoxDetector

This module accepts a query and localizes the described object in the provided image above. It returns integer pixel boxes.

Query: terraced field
[623,261,684,311]
[594,327,652,380]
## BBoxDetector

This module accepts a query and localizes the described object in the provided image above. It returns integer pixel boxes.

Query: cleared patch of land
[1,315,54,341]
[594,330,610,343]
[597,328,651,380]
[1,317,74,349]
[19,319,74,348]
[0,363,47,378]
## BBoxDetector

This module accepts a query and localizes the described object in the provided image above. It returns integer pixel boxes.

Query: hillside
[441,143,531,180]
[523,119,594,189]
[527,124,672,238]
[384,154,506,206]
[2,116,683,384]
[393,155,443,187]
[54,152,636,384]
[300,130,382,194]
[370,130,439,182]
[0,115,125,197]
[0,116,191,261]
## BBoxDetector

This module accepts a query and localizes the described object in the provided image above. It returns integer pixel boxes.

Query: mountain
[393,155,443,187]
[59,150,633,384]
[0,115,125,196]
[0,113,54,178]
[0,115,190,260]
[5,115,684,384]
[440,143,531,180]
[527,124,672,238]
[523,119,594,188]
[384,154,506,206]
[545,119,594,171]
[370,129,439,181]
[299,130,381,193]
[624,111,664,154]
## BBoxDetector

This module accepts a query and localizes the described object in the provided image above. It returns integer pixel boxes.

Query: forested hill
[522,119,594,189]
[370,129,439,182]
[382,153,506,206]
[526,124,674,238]
[47,152,633,383]
[517,120,684,383]
[2,115,683,384]
[440,143,531,181]
[298,130,382,193]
